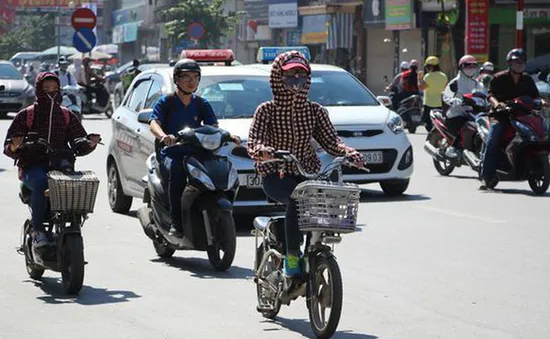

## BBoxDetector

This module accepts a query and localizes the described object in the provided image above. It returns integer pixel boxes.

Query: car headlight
[227,165,238,190]
[386,112,404,134]
[195,132,222,150]
[187,164,215,190]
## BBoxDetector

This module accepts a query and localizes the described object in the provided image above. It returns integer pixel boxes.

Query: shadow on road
[151,257,253,280]
[359,189,430,203]
[481,187,550,197]
[449,174,479,180]
[27,277,141,305]
[262,317,378,339]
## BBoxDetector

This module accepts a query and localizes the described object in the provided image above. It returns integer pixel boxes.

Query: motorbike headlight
[227,165,239,190]
[195,132,222,150]
[187,164,215,190]
[386,112,404,134]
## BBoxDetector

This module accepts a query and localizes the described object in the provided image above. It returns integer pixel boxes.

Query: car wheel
[380,179,409,196]
[108,161,133,214]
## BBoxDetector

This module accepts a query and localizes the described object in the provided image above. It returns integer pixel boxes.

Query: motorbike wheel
[207,211,236,272]
[107,162,133,214]
[408,125,417,134]
[153,238,175,258]
[307,255,343,339]
[528,159,550,195]
[428,131,456,176]
[255,243,282,319]
[61,234,85,295]
[23,220,44,280]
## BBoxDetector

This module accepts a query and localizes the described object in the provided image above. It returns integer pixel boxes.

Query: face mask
[462,68,477,78]
[282,76,307,92]
[511,63,526,74]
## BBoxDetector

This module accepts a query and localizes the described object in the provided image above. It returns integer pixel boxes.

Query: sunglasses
[177,74,200,82]
[463,63,478,68]
[282,69,308,78]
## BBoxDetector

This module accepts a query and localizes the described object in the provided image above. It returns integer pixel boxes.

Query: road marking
[414,205,507,224]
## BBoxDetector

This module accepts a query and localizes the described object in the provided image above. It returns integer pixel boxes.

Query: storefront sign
[385,0,413,30]
[364,0,386,25]
[269,1,298,28]
[465,0,489,62]
[490,7,550,25]
[244,0,269,20]
[301,14,328,44]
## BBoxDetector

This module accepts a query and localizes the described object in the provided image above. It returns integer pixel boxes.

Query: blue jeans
[262,174,303,255]
[481,121,507,182]
[160,155,187,228]
[22,166,49,232]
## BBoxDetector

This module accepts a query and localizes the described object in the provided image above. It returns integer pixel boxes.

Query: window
[309,71,379,106]
[144,79,163,109]
[0,63,23,80]
[126,79,151,112]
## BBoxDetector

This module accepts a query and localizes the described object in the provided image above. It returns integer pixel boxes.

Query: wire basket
[47,170,100,214]
[291,180,361,233]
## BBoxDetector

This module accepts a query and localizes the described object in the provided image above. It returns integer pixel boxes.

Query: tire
[428,131,456,176]
[408,125,417,134]
[380,179,409,196]
[153,238,175,258]
[23,220,45,280]
[207,211,236,272]
[61,234,85,295]
[307,255,343,339]
[255,243,281,319]
[528,158,550,195]
[107,162,133,214]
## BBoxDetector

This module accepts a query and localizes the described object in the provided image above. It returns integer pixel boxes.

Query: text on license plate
[361,151,384,164]
[239,174,263,188]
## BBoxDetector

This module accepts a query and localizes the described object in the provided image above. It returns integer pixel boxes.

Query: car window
[0,63,23,80]
[144,79,163,110]
[309,71,379,106]
[126,79,152,112]
[197,75,272,119]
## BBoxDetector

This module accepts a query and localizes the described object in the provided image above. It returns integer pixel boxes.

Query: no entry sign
[71,8,97,30]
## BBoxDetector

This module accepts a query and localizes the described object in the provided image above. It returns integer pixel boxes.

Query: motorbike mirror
[137,109,153,123]
[376,95,392,108]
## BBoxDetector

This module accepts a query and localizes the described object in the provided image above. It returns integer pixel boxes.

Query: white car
[106,48,413,215]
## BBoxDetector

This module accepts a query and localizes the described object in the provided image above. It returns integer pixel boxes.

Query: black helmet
[506,48,526,63]
[172,58,201,82]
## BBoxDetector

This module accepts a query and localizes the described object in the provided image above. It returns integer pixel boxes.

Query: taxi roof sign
[257,46,311,64]
[180,49,235,65]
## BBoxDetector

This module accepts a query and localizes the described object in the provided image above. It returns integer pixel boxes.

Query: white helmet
[400,61,410,70]
[482,61,494,72]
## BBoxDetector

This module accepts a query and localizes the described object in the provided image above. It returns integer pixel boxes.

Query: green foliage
[0,14,56,60]
[159,0,239,48]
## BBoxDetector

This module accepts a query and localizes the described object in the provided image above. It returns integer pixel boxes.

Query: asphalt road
[0,115,549,339]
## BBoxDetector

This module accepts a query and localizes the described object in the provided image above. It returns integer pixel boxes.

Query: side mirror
[137,108,153,123]
[376,95,392,108]
[0,84,5,91]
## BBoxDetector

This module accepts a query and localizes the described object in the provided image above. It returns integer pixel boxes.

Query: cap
[281,56,310,72]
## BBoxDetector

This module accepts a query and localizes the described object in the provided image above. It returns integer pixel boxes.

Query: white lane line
[414,205,507,224]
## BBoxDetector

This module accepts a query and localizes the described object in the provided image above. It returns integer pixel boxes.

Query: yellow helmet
[424,56,440,66]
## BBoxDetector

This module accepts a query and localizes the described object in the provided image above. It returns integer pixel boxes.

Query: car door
[114,76,152,194]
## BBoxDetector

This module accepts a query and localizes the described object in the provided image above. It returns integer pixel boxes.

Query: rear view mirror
[137,109,153,123]
[376,95,392,108]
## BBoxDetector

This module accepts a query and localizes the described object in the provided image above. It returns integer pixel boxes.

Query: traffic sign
[188,22,206,40]
[73,28,97,53]
[71,8,97,30]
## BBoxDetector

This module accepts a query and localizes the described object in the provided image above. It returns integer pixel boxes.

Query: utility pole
[56,0,61,63]
[516,0,524,48]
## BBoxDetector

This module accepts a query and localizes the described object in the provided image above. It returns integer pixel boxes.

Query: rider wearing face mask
[442,55,484,158]
[3,72,100,247]
[247,51,364,280]
[480,48,542,189]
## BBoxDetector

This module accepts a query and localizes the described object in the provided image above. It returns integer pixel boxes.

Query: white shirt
[56,70,76,87]
[443,72,483,118]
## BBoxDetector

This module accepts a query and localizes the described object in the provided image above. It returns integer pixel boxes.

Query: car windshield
[198,75,272,119]
[309,71,379,106]
[0,64,23,80]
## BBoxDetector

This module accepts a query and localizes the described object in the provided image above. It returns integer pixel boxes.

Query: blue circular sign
[73,28,96,53]
[188,22,205,40]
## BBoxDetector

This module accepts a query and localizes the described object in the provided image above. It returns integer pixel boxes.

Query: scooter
[137,125,239,271]
[61,84,83,121]
[80,77,113,118]
[396,94,423,134]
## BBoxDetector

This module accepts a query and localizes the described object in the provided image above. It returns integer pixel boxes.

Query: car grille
[343,149,397,174]
[231,146,251,159]
[0,92,20,98]
[0,103,23,112]
[337,129,384,138]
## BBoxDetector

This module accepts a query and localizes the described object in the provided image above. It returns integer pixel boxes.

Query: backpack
[153,93,208,156]
[401,69,419,93]
[26,104,71,130]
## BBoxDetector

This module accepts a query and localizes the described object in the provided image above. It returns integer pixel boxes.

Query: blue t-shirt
[150,93,218,136]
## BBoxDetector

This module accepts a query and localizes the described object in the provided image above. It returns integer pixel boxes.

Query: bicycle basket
[47,170,100,213]
[291,180,361,233]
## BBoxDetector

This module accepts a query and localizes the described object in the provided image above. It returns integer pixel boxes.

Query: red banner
[465,0,489,62]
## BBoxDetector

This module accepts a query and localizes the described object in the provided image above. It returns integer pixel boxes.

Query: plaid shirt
[247,51,355,177]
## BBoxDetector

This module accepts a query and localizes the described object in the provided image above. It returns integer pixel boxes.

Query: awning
[327,12,354,50]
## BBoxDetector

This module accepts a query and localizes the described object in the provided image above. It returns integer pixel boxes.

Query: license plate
[239,174,263,188]
[412,115,422,123]
[362,151,384,164]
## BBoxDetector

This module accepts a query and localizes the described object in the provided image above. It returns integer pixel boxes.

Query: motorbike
[476,96,550,194]
[395,94,423,134]
[252,151,368,339]
[61,84,83,121]
[80,77,114,118]
[15,132,100,295]
[424,91,490,176]
[137,125,239,271]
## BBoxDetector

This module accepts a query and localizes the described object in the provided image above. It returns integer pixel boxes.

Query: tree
[158,0,238,50]
[0,14,55,60]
